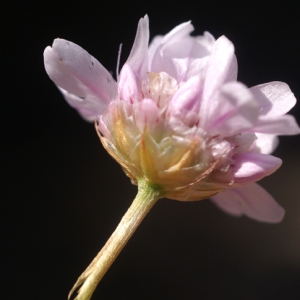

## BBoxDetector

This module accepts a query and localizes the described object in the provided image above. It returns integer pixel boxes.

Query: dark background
[3,1,300,299]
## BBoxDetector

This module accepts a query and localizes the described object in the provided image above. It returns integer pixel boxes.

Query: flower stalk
[69,179,163,300]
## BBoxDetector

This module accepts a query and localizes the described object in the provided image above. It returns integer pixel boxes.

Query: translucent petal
[202,36,236,104]
[211,183,285,223]
[148,35,163,67]
[253,133,279,154]
[58,87,105,121]
[161,21,194,45]
[118,64,141,103]
[233,152,282,184]
[252,115,300,135]
[126,15,149,77]
[202,82,259,136]
[149,25,214,81]
[44,39,117,119]
[150,22,195,79]
[196,31,215,51]
[169,75,202,113]
[134,99,159,132]
[250,82,296,117]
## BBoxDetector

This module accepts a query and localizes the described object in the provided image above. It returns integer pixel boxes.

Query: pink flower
[44,16,300,223]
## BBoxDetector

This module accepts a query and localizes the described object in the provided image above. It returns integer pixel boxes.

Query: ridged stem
[69,179,163,300]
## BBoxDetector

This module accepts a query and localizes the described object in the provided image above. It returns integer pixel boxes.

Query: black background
[3,1,300,299]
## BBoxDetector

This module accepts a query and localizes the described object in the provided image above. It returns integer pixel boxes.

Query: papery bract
[44,15,300,223]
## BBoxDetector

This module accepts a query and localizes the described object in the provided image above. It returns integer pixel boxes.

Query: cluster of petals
[44,15,300,223]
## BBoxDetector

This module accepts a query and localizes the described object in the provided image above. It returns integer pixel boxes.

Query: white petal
[44,39,117,120]
[150,22,195,79]
[165,37,213,81]
[211,183,285,223]
[148,35,163,67]
[167,75,202,126]
[232,133,257,154]
[254,133,279,154]
[202,35,236,104]
[250,82,296,117]
[196,31,215,51]
[134,99,159,131]
[126,15,149,77]
[233,153,282,184]
[252,115,300,135]
[169,75,202,113]
[58,87,105,121]
[161,21,194,45]
[118,64,141,103]
[202,82,259,136]
[185,56,210,80]
[226,54,238,82]
[147,72,178,110]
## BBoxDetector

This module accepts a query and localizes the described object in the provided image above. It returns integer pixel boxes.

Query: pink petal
[164,35,211,62]
[211,183,285,223]
[126,15,149,77]
[57,87,105,121]
[185,56,210,80]
[226,54,238,82]
[196,31,215,51]
[169,75,202,113]
[202,36,236,104]
[118,64,141,103]
[161,21,194,45]
[44,39,117,120]
[232,133,257,154]
[202,82,259,136]
[162,41,211,81]
[150,22,194,78]
[233,152,282,184]
[149,26,214,82]
[134,99,159,131]
[250,82,296,117]
[251,115,300,135]
[148,35,163,67]
[167,75,202,126]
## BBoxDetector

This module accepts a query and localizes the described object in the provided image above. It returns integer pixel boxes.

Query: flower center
[143,72,178,113]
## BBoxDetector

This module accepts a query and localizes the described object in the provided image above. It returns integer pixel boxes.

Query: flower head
[44,16,300,223]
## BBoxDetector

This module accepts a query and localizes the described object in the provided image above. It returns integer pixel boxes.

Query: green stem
[69,179,163,300]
